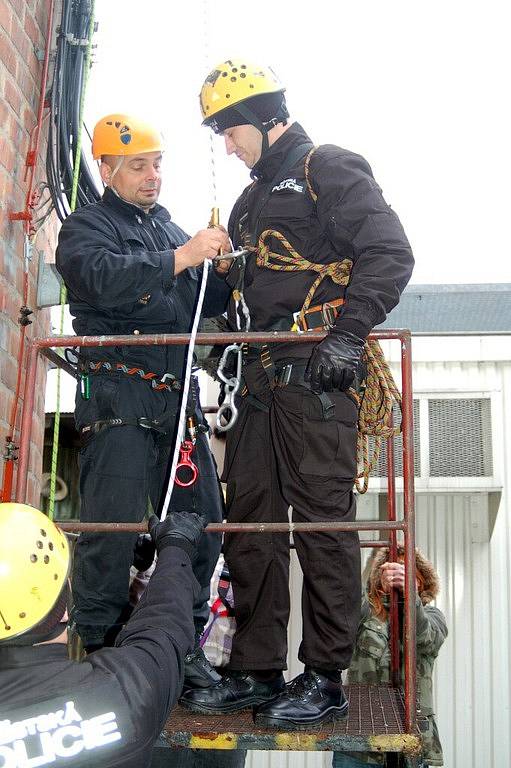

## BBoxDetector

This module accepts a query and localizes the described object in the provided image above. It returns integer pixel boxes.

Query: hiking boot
[180,671,286,714]
[254,670,348,729]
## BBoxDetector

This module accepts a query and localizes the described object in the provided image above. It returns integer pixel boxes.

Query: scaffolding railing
[16,329,416,734]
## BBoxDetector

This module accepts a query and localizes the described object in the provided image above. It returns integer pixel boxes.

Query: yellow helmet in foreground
[92,113,164,160]
[0,502,70,644]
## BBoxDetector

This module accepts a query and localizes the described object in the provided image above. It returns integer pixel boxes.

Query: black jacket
[56,187,229,378]
[227,123,414,359]
[0,545,198,767]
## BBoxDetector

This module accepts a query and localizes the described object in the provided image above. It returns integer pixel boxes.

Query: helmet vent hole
[44,555,50,564]
[54,574,58,580]
[48,543,54,551]
[61,542,65,549]
[241,64,246,69]
[230,77,237,82]
[249,84,255,89]
[36,541,43,549]
[19,612,26,619]
[40,529,47,537]
[232,67,238,73]
[222,72,227,77]
[240,73,246,78]
[226,94,230,99]
[4,625,11,631]
[30,554,37,562]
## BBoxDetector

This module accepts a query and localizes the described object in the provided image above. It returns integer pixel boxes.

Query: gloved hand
[133,534,156,572]
[148,511,205,560]
[304,330,365,394]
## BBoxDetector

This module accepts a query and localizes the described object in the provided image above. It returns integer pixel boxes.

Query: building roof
[377,284,511,333]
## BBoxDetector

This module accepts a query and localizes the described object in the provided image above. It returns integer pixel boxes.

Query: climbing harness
[216,344,243,432]
[85,359,182,393]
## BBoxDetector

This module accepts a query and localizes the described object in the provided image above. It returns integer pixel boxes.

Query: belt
[293,297,344,332]
[86,360,182,392]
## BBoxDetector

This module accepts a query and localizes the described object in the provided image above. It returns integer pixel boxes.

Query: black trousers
[72,374,223,648]
[222,378,361,671]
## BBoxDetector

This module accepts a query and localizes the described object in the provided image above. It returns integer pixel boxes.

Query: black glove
[148,511,205,560]
[304,330,365,394]
[133,534,156,572]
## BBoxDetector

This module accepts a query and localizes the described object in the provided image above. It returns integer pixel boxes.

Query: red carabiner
[174,440,199,487]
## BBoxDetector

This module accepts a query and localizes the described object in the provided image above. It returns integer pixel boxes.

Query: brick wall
[0,0,57,505]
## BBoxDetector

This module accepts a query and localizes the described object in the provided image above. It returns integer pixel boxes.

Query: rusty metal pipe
[401,332,417,733]
[55,520,406,534]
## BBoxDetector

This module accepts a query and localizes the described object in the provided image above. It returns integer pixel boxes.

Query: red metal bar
[386,412,401,687]
[31,329,411,349]
[16,341,39,503]
[401,332,417,732]
[54,521,405,534]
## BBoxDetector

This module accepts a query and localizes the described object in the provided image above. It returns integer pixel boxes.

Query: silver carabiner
[216,344,242,433]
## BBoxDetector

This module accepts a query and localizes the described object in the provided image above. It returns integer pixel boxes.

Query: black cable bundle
[46,0,101,221]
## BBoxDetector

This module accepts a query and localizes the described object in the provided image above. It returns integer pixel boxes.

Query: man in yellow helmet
[55,114,230,692]
[180,61,414,728]
[0,502,204,767]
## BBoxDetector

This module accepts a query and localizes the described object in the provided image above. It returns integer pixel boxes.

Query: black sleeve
[200,265,231,318]
[311,146,414,338]
[88,546,199,739]
[56,207,176,309]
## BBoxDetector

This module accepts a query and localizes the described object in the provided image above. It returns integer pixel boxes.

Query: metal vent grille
[371,400,421,478]
[428,398,493,477]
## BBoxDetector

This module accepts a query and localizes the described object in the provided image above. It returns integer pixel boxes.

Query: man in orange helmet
[56,114,230,693]
[179,62,414,728]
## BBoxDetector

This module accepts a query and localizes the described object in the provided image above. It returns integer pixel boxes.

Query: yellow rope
[256,229,352,327]
[253,227,402,493]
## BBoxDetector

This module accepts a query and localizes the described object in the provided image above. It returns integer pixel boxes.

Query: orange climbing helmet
[92,113,164,160]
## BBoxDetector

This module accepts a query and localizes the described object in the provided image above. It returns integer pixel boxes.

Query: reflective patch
[271,178,304,194]
[0,700,121,766]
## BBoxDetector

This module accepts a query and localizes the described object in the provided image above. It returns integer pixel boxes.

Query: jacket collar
[101,186,171,224]
[250,122,313,182]
[0,643,69,669]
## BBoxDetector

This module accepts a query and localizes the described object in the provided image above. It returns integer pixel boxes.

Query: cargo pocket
[299,410,357,480]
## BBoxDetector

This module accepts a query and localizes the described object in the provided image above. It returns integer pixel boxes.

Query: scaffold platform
[159,685,421,758]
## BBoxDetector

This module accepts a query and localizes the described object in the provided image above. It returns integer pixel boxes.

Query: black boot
[183,645,222,690]
[180,671,286,714]
[254,670,348,729]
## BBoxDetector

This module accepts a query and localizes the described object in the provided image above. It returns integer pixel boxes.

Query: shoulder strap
[304,145,320,203]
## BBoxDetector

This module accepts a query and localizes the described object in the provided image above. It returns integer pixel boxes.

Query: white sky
[85,0,510,285]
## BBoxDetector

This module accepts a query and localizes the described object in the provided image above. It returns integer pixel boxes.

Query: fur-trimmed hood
[367,546,440,608]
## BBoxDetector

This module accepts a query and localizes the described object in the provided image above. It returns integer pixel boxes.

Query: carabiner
[216,344,242,433]
[175,440,199,487]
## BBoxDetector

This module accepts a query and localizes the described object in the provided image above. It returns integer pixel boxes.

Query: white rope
[159,259,211,521]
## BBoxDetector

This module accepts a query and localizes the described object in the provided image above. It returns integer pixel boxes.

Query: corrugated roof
[377,283,511,332]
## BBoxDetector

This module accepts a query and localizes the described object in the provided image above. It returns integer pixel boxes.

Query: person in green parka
[333,546,447,768]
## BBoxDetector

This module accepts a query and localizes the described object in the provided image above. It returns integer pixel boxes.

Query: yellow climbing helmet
[200,59,285,128]
[92,113,164,160]
[0,502,70,644]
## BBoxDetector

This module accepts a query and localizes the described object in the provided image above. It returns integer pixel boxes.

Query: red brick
[9,0,24,22]
[4,77,22,115]
[24,11,39,49]
[0,0,10,35]
[0,137,16,173]
[10,12,30,60]
[0,29,17,77]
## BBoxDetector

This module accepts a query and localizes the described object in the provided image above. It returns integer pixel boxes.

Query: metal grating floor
[161,685,421,754]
